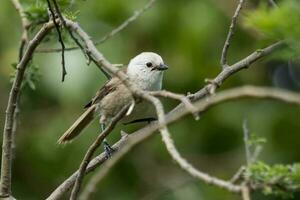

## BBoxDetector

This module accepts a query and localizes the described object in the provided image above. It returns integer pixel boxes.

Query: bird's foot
[103,140,115,159]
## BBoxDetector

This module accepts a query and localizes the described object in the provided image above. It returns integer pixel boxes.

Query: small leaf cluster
[247,133,266,146]
[24,1,48,24]
[23,0,78,25]
[245,161,300,198]
[10,62,40,90]
[244,0,300,56]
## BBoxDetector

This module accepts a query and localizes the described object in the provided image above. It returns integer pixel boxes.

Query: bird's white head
[127,52,168,91]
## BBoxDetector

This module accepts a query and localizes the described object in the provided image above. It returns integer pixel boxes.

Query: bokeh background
[0,0,300,199]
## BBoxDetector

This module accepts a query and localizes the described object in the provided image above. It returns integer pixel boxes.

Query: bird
[57,52,168,153]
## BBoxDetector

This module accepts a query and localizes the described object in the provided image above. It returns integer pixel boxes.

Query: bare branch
[149,90,199,118]
[10,0,29,164]
[78,133,133,200]
[230,166,246,183]
[69,106,129,200]
[159,124,242,192]
[37,0,157,53]
[192,41,284,101]
[220,0,246,69]
[0,21,55,198]
[251,145,263,163]
[46,134,129,200]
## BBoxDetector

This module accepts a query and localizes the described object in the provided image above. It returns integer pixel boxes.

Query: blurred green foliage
[246,162,300,198]
[0,0,300,200]
[245,0,300,56]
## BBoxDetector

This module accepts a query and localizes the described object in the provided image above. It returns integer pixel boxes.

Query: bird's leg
[103,138,114,159]
[100,119,115,159]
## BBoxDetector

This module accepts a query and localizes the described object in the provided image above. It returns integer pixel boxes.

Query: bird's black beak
[156,63,168,71]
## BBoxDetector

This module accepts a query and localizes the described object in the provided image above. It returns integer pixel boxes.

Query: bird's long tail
[58,105,96,144]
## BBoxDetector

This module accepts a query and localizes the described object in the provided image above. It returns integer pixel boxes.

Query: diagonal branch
[69,106,129,200]
[159,126,241,192]
[220,0,246,69]
[149,90,199,118]
[46,134,129,200]
[192,41,284,101]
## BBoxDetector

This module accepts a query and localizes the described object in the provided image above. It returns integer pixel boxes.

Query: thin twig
[79,133,132,200]
[69,106,129,200]
[220,0,246,69]
[51,2,111,79]
[251,145,263,163]
[159,119,242,192]
[149,90,199,118]
[62,19,145,97]
[191,41,284,101]
[46,0,67,82]
[10,0,30,61]
[230,166,246,183]
[51,0,91,63]
[37,0,157,53]
[0,21,55,198]
[243,119,251,166]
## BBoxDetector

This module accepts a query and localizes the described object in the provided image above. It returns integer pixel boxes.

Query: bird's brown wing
[84,77,121,108]
[58,68,126,144]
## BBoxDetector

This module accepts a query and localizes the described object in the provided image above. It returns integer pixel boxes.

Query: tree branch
[159,123,242,192]
[0,21,55,198]
[9,0,30,164]
[220,0,246,69]
[46,134,129,200]
[192,41,284,101]
[10,0,30,61]
[149,90,198,118]
[69,106,129,200]
[46,0,67,82]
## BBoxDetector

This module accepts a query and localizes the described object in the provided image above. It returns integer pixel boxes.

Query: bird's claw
[103,140,115,159]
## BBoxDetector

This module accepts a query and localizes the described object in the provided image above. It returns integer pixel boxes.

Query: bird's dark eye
[146,62,152,67]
